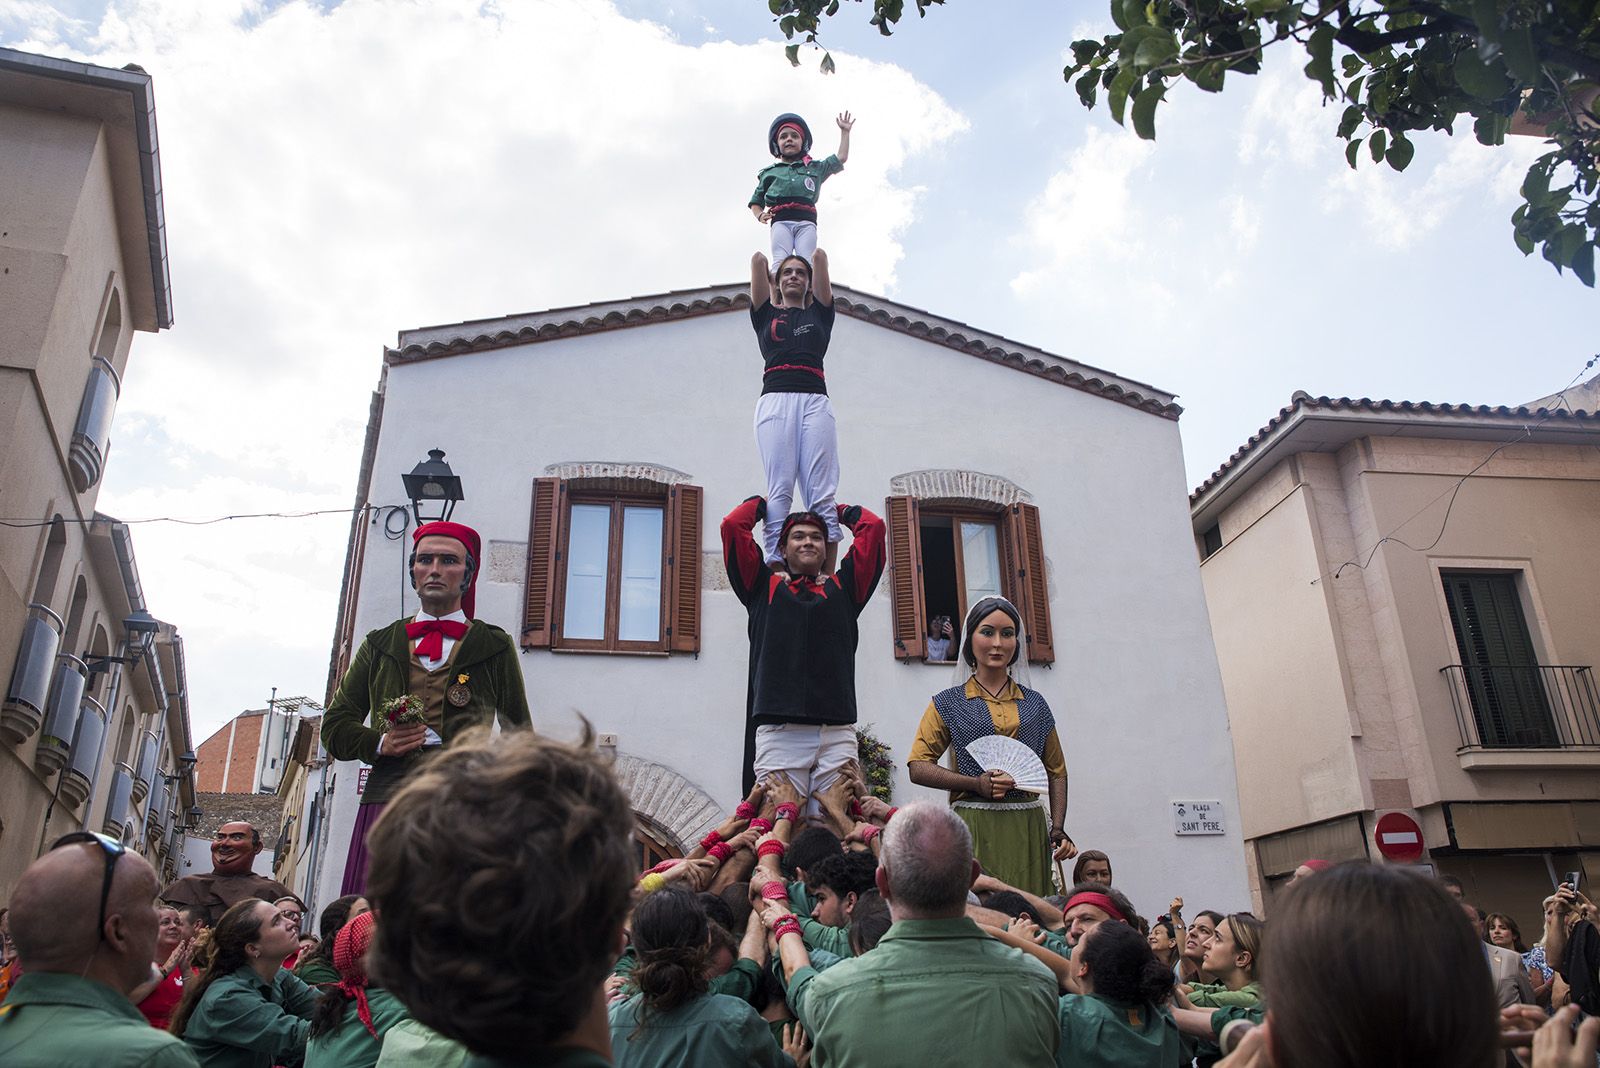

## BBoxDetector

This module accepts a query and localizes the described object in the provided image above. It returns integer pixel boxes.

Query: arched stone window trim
[609,752,722,853]
[888,469,1034,509]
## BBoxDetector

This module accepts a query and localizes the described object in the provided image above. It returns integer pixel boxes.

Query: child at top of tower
[749,111,853,271]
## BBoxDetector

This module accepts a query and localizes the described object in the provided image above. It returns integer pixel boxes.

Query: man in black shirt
[749,249,841,568]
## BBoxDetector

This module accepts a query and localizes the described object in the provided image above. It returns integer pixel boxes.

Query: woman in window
[748,247,841,572]
[170,899,316,1067]
[906,595,1074,896]
[607,888,795,1067]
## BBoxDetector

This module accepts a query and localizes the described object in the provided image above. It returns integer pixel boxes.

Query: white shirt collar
[414,609,468,624]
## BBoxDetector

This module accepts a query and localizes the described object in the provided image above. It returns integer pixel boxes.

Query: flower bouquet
[380,695,426,733]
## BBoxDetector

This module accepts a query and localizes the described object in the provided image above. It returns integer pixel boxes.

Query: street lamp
[83,609,162,676]
[401,449,464,525]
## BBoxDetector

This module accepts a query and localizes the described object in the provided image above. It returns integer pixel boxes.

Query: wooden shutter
[665,484,703,654]
[1441,572,1554,746]
[886,495,925,660]
[522,477,564,649]
[1006,502,1055,665]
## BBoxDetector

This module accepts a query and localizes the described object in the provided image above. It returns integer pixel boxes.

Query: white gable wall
[320,304,1251,918]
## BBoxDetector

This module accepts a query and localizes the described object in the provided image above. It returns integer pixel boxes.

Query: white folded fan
[963,735,1048,794]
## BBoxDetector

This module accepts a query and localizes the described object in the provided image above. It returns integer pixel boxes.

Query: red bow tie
[406,618,468,661]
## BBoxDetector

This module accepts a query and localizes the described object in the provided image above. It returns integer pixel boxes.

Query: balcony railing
[1442,664,1600,750]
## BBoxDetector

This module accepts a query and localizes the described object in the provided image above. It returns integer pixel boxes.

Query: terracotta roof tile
[1192,390,1600,502]
[385,284,1183,421]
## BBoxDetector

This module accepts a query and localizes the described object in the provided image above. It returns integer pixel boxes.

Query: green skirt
[954,800,1053,897]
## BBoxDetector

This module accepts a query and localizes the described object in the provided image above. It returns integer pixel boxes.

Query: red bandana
[1063,891,1127,924]
[405,617,469,661]
[333,911,378,1037]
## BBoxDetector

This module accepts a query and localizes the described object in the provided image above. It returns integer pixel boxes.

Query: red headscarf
[413,521,481,618]
[333,911,378,1038]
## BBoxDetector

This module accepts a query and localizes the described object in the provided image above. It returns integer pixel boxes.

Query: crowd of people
[0,728,1597,1067]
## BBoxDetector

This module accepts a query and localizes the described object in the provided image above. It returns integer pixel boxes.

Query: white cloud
[19,0,965,738]
[1237,61,1330,168]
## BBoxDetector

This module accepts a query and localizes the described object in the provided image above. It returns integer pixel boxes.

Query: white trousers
[770,220,818,266]
[754,722,857,816]
[754,391,841,564]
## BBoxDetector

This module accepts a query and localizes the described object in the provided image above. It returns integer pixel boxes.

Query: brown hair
[1223,911,1264,979]
[1264,862,1498,1068]
[1071,850,1113,885]
[1484,912,1528,953]
[169,899,271,1037]
[365,727,634,1058]
[631,889,711,1033]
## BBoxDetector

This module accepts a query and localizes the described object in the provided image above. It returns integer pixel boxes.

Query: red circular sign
[1374,812,1425,862]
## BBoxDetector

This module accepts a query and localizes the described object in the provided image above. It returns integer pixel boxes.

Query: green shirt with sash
[304,986,411,1068]
[0,972,201,1068]
[1055,994,1181,1068]
[180,964,317,1068]
[607,992,794,1067]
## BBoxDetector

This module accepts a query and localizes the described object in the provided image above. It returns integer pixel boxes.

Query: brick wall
[195,711,265,794]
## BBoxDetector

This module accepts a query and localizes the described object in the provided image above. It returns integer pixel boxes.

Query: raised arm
[835,112,852,165]
[722,495,772,605]
[833,503,884,606]
[811,247,833,307]
[751,252,772,307]
[980,923,1076,993]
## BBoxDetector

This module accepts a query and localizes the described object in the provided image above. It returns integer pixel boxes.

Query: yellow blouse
[907,677,1066,801]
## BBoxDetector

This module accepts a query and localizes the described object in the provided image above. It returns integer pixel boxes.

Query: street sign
[1374,811,1424,861]
[1172,800,1225,836]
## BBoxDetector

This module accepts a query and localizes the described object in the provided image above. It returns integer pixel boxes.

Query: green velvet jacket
[322,618,531,804]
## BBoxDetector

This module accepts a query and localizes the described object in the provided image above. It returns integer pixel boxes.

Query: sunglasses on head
[50,831,126,942]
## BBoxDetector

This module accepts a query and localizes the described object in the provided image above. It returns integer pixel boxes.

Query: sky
[2,0,1593,743]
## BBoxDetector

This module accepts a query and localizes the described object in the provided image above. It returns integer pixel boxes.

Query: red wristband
[749,817,774,833]
[757,840,787,859]
[848,798,863,818]
[887,807,898,821]
[859,824,881,842]
[707,842,733,863]
[761,881,791,901]
[772,916,802,941]
[774,803,799,823]
[699,830,723,852]
[734,801,758,820]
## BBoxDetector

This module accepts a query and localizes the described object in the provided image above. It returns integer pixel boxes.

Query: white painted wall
[324,302,1252,918]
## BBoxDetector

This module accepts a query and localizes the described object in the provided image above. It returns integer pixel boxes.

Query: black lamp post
[402,449,464,525]
[84,608,162,675]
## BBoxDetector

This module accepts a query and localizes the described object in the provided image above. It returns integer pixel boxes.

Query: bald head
[10,842,159,992]
[211,820,262,876]
[878,802,976,917]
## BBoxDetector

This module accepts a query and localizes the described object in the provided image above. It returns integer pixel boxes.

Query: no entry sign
[1374,812,1424,862]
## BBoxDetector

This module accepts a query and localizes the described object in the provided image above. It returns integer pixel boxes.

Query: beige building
[0,47,193,892]
[1192,385,1600,930]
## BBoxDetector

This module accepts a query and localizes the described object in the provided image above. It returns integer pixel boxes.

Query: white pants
[770,220,818,266]
[754,392,841,564]
[754,723,857,817]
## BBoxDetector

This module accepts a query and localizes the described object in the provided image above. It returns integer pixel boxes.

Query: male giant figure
[160,820,293,926]
[722,498,885,801]
[323,520,531,893]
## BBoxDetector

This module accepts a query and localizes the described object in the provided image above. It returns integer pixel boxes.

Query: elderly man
[323,520,532,893]
[722,497,884,801]
[764,802,1059,1067]
[1060,881,1141,950]
[159,820,292,926]
[0,833,201,1066]
[364,727,635,1067]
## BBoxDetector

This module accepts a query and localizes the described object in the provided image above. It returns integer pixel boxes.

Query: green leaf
[1109,67,1137,125]
[1071,39,1102,67]
[1111,0,1131,31]
[1132,82,1165,140]
[1523,162,1553,207]
[1340,53,1364,77]
[1192,60,1226,93]
[1337,104,1363,138]
[1303,24,1335,98]
[1385,132,1415,171]
[785,43,800,66]
[1121,0,1148,30]
[1453,50,1509,100]
[819,51,836,74]
[1347,137,1363,168]
[1499,27,1540,84]
[1370,128,1387,161]
[826,0,839,13]
[1133,29,1179,73]
[769,0,785,15]
[1245,0,1286,15]
[1574,241,1596,287]
[1075,69,1100,108]
[1556,224,1587,269]
[1473,111,1509,145]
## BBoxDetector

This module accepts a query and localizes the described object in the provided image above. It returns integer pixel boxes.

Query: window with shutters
[1441,571,1558,747]
[523,475,702,655]
[885,495,1054,666]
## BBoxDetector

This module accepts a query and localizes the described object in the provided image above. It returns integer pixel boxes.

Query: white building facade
[315,284,1252,918]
